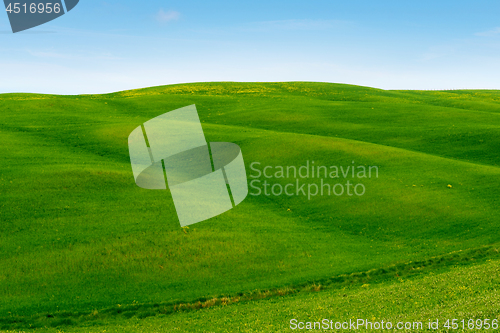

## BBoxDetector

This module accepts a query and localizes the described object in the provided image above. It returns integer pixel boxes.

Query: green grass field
[1,82,499,331]
[6,256,498,332]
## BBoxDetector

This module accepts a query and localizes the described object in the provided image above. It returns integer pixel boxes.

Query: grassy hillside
[9,255,498,332]
[1,82,499,329]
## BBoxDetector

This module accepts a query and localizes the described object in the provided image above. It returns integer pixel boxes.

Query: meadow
[7,255,498,332]
[0,82,499,331]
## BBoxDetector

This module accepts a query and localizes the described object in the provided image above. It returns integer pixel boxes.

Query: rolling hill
[0,82,499,330]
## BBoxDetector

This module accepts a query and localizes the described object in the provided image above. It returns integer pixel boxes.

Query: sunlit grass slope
[14,256,500,333]
[0,82,499,328]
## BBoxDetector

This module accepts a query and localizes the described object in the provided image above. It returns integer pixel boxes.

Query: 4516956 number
[444,319,498,330]
[6,2,61,14]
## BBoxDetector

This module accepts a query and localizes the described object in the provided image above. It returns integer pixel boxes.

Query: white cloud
[26,49,121,61]
[418,45,456,62]
[247,19,350,31]
[475,27,500,37]
[156,9,180,23]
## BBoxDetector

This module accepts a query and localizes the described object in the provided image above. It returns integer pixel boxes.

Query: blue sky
[1,0,500,94]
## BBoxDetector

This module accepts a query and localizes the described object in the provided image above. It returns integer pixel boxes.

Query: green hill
[1,82,499,330]
[20,255,499,332]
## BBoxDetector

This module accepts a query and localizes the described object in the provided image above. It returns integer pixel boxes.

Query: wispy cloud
[246,19,350,32]
[27,50,121,61]
[418,45,457,62]
[156,9,180,23]
[475,27,500,37]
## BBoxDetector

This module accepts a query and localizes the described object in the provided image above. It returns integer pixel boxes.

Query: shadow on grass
[1,244,499,330]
